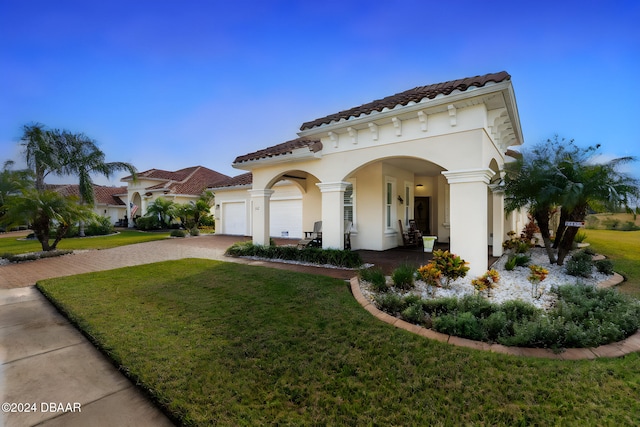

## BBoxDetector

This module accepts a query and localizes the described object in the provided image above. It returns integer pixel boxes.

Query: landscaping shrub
[372,283,639,349]
[595,259,614,275]
[85,215,114,236]
[224,242,363,268]
[504,255,518,271]
[514,253,531,267]
[515,241,531,254]
[391,263,415,290]
[170,229,187,237]
[359,267,387,292]
[565,250,593,277]
[433,312,483,341]
[499,299,540,323]
[374,293,406,314]
[430,249,469,286]
[190,227,200,236]
[480,311,509,341]
[421,297,460,317]
[135,215,161,231]
[402,303,426,325]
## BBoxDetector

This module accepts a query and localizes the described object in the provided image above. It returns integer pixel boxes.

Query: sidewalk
[0,235,355,426]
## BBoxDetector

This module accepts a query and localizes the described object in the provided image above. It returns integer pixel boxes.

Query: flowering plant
[418,262,442,286]
[430,249,469,287]
[528,265,549,299]
[471,269,500,296]
[418,262,442,297]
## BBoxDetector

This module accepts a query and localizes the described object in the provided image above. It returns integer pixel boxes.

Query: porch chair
[399,219,422,247]
[297,221,322,249]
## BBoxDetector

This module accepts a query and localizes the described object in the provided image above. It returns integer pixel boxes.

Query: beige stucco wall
[232,82,522,275]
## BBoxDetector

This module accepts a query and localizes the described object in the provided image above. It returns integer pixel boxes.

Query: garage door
[222,202,246,235]
[270,199,302,238]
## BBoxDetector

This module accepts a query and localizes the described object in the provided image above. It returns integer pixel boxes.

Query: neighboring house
[120,166,230,225]
[215,71,528,275]
[49,184,128,224]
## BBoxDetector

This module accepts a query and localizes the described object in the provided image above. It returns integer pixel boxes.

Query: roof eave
[210,184,252,191]
[297,81,514,137]
[232,147,322,171]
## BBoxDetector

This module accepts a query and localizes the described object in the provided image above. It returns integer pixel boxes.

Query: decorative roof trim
[232,138,322,169]
[299,71,510,131]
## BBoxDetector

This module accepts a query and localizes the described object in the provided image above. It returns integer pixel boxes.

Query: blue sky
[1,0,639,185]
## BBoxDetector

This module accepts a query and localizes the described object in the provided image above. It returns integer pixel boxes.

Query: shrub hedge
[225,242,363,268]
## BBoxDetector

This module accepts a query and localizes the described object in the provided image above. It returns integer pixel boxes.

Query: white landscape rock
[360,248,613,311]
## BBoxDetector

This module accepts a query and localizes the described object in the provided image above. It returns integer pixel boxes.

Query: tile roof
[211,172,253,189]
[48,184,127,205]
[300,71,511,130]
[233,138,322,165]
[124,166,230,196]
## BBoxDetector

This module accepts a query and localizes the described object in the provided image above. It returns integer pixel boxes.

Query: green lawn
[0,230,171,255]
[38,260,640,426]
[584,229,640,296]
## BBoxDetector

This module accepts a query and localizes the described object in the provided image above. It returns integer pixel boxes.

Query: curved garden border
[350,273,640,359]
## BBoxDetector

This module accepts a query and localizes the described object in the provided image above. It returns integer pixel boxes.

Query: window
[385,178,396,229]
[405,184,411,225]
[344,183,353,223]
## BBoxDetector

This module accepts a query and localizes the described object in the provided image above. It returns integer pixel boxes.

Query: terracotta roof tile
[134,166,231,196]
[300,71,511,130]
[211,172,253,189]
[47,184,127,205]
[233,138,322,165]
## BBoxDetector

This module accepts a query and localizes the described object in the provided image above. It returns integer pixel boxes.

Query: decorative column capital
[442,168,495,185]
[316,181,350,193]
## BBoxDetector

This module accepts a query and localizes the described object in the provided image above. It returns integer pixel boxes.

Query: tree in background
[1,122,137,248]
[175,190,216,229]
[145,197,177,229]
[504,136,639,265]
[20,124,67,190]
[0,160,33,219]
[62,131,136,236]
[2,189,92,251]
[552,142,639,264]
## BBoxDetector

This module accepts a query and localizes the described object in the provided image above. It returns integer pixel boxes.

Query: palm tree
[2,189,92,251]
[503,143,564,263]
[145,197,177,229]
[61,131,137,236]
[505,137,639,265]
[0,161,33,218]
[554,152,639,264]
[20,124,67,190]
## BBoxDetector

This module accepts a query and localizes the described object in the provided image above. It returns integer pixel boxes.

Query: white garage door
[270,199,302,238]
[222,202,246,235]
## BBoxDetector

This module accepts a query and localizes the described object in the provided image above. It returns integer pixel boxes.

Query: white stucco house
[49,184,128,224]
[121,166,230,224]
[212,71,527,275]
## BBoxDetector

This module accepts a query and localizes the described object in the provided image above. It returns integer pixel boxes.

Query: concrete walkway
[0,234,356,427]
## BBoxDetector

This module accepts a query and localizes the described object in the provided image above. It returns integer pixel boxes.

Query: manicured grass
[38,260,640,426]
[0,230,171,255]
[584,229,640,296]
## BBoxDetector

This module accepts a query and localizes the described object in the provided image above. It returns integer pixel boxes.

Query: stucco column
[316,181,350,249]
[490,185,505,257]
[442,169,495,277]
[249,189,274,246]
